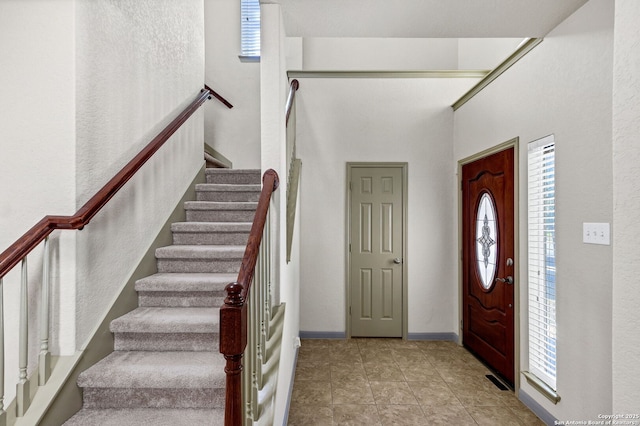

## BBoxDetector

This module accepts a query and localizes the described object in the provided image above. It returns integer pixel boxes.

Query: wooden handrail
[205,84,234,109]
[0,86,225,280]
[237,170,279,299]
[285,79,299,126]
[220,169,279,426]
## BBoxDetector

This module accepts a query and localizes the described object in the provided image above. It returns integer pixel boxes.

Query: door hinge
[349,306,352,316]
[349,243,351,252]
[349,181,353,191]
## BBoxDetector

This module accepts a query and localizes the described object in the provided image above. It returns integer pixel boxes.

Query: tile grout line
[289,339,542,425]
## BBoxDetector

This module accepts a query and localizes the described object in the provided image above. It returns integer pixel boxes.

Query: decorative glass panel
[476,193,498,289]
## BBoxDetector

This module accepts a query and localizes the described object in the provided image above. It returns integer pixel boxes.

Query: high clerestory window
[241,0,260,59]
[527,135,557,391]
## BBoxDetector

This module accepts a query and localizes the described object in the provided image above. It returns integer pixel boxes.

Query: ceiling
[275,0,589,38]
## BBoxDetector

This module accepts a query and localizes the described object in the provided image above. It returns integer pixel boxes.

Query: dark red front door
[462,147,515,386]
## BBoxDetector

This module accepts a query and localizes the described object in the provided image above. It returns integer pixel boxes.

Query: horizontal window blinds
[241,0,260,57]
[527,135,557,390]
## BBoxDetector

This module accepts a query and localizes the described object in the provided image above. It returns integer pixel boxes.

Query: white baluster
[0,278,6,426]
[263,214,271,338]
[255,245,265,391]
[261,222,269,354]
[39,237,51,385]
[243,302,252,423]
[16,258,30,416]
[248,275,258,424]
[267,210,273,310]
[243,283,256,425]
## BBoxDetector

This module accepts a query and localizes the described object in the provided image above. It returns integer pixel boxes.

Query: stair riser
[138,292,225,308]
[69,169,261,425]
[172,232,249,246]
[196,191,260,202]
[82,388,225,409]
[157,259,242,274]
[205,172,260,185]
[63,408,225,426]
[186,210,255,222]
[114,333,219,352]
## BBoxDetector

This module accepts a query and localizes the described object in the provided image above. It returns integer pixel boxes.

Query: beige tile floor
[287,339,546,426]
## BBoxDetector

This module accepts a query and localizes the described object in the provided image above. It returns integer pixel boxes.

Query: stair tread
[171,222,252,232]
[184,201,258,210]
[195,183,261,191]
[110,307,218,333]
[78,351,225,389]
[71,169,261,419]
[136,273,235,292]
[185,202,256,223]
[205,168,260,174]
[205,169,261,184]
[64,408,224,426]
[155,245,245,259]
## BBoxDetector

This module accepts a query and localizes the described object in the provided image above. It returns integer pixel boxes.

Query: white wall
[300,38,459,70]
[260,4,301,424]
[458,38,524,70]
[0,0,77,404]
[74,0,205,346]
[296,77,477,336]
[204,0,261,169]
[293,37,525,72]
[454,0,613,421]
[612,0,640,414]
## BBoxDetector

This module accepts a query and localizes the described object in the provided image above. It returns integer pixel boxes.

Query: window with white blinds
[527,135,557,390]
[241,0,260,58]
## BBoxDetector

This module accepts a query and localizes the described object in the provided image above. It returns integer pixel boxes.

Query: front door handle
[393,258,402,264]
[495,276,514,285]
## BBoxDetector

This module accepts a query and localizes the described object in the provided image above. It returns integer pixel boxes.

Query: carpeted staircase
[64,169,261,426]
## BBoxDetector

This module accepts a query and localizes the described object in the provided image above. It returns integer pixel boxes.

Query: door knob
[393,258,402,264]
[495,276,514,285]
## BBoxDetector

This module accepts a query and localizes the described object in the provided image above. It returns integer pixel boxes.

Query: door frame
[345,162,409,339]
[457,138,520,390]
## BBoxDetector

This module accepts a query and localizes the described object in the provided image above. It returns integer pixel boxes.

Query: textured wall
[0,0,77,404]
[612,0,640,414]
[454,0,613,421]
[0,0,205,406]
[74,0,205,346]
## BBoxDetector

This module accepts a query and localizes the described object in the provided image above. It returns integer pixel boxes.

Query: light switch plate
[583,223,610,245]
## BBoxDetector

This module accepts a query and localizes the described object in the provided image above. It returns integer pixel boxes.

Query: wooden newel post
[220,282,247,426]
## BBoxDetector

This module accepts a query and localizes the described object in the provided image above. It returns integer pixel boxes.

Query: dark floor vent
[485,374,509,391]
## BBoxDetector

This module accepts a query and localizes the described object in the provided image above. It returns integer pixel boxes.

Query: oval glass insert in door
[475,192,498,290]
